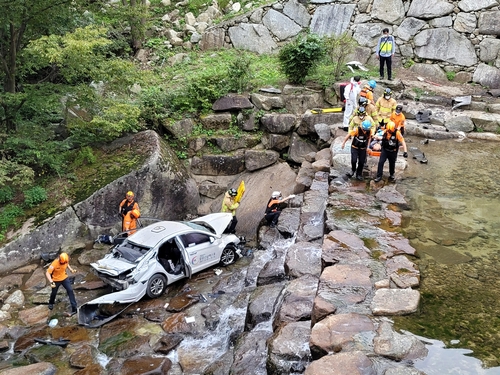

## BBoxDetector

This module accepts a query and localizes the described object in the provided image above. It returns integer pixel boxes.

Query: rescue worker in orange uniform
[45,252,78,316]
[264,191,295,228]
[374,121,408,183]
[390,104,406,136]
[221,188,239,234]
[376,88,397,128]
[341,120,372,181]
[119,191,140,235]
[359,80,377,105]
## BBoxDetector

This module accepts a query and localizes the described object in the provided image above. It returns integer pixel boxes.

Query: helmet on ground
[59,253,69,264]
[271,191,282,199]
[357,106,366,115]
[368,80,376,89]
[228,188,237,197]
[358,97,368,106]
[384,88,392,97]
[386,121,396,132]
[395,104,403,113]
[362,120,372,131]
[126,191,134,197]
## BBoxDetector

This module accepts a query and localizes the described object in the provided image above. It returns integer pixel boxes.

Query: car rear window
[115,241,150,262]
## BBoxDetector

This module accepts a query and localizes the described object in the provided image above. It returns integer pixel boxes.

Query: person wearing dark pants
[376,28,395,80]
[374,121,408,182]
[341,120,373,181]
[46,252,78,316]
[265,191,295,228]
[221,188,239,234]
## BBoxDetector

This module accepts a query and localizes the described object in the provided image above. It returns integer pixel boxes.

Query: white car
[78,213,243,326]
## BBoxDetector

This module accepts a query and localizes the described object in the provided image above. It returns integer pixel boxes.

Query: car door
[179,231,220,274]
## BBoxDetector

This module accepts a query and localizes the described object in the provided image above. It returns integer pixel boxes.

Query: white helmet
[271,191,281,198]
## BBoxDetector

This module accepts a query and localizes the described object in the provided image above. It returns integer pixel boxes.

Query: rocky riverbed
[0,137,434,375]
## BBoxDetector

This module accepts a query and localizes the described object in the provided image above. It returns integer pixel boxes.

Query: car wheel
[146,274,167,298]
[220,245,236,266]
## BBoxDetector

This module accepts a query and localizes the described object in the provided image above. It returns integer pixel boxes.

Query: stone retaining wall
[197,0,500,88]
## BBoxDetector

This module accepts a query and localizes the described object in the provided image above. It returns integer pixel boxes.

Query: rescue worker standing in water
[221,188,239,234]
[45,252,78,316]
[341,120,372,181]
[374,121,408,183]
[119,191,140,235]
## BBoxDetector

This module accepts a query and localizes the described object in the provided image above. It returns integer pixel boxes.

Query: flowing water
[393,136,500,373]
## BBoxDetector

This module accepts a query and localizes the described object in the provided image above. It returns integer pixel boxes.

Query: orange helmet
[126,191,134,198]
[59,253,69,264]
[385,121,396,132]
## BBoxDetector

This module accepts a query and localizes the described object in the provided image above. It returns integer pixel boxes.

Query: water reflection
[395,137,500,370]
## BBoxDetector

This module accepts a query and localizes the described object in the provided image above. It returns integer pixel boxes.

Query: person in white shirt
[343,76,361,128]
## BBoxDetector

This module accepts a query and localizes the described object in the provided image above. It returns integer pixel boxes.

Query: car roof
[126,221,210,248]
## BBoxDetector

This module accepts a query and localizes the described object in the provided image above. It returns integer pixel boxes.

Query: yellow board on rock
[235,181,245,203]
[311,107,343,114]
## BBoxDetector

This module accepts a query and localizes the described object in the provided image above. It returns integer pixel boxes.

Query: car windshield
[184,222,215,234]
[114,241,150,262]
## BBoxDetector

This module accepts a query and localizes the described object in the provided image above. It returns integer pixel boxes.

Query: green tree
[324,32,357,80]
[0,0,101,132]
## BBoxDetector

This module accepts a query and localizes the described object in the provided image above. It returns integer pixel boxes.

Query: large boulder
[0,131,199,274]
[414,28,477,66]
[473,63,500,89]
[407,0,454,19]
[478,10,500,36]
[371,0,405,24]
[394,17,426,42]
[310,4,356,37]
[458,0,498,12]
[262,9,302,41]
[228,23,278,54]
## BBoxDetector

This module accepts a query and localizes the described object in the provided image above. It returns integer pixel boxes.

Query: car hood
[190,213,233,236]
[91,256,136,276]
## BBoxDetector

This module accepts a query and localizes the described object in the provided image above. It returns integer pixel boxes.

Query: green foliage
[324,33,357,81]
[74,146,96,166]
[0,159,35,188]
[226,53,253,93]
[23,186,48,208]
[278,34,325,84]
[446,71,456,81]
[25,26,112,84]
[68,101,143,145]
[0,186,14,204]
[403,59,415,69]
[0,204,24,232]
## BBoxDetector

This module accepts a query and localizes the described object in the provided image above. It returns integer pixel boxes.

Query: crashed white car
[78,213,243,326]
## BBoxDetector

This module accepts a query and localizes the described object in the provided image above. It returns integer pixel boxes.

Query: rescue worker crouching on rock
[221,188,239,234]
[119,191,140,236]
[342,120,372,181]
[374,121,408,183]
[45,252,78,317]
[376,88,397,129]
[265,191,295,228]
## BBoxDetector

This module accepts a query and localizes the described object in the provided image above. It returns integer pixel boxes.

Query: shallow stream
[394,136,500,373]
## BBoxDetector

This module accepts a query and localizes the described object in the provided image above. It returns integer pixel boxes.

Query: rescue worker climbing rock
[374,121,408,183]
[376,88,397,128]
[119,191,140,236]
[265,191,295,228]
[342,120,372,181]
[221,188,239,234]
[45,252,78,317]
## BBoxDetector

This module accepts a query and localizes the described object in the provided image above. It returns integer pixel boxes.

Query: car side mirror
[210,237,215,243]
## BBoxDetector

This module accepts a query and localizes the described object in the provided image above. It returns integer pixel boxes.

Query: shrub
[324,32,357,81]
[226,53,252,93]
[0,204,24,231]
[23,186,48,208]
[278,34,325,84]
[0,186,14,204]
